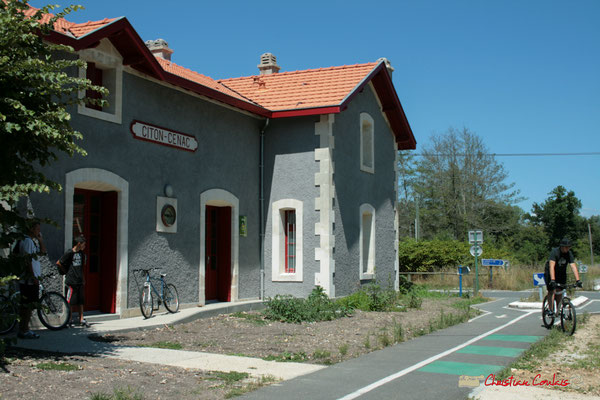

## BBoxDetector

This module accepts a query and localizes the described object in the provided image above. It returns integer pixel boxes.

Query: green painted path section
[418,361,503,376]
[457,345,524,357]
[482,334,542,343]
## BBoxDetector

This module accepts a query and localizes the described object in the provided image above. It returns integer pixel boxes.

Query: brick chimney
[145,39,173,61]
[258,53,280,75]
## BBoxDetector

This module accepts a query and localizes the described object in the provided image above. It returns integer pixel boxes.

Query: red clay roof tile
[156,58,254,103]
[24,5,114,38]
[219,63,379,111]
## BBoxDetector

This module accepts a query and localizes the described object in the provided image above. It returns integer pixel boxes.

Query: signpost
[458,265,470,297]
[482,259,504,287]
[468,230,483,295]
[482,259,504,267]
[533,272,545,300]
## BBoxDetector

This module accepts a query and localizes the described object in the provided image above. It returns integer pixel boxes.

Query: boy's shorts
[66,285,85,306]
[19,283,39,304]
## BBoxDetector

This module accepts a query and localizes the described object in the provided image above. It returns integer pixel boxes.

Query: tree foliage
[406,127,521,241]
[397,238,510,272]
[527,185,582,247]
[396,127,598,270]
[0,1,106,296]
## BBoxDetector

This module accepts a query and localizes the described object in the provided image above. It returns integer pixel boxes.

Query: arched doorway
[200,189,239,304]
[65,169,128,314]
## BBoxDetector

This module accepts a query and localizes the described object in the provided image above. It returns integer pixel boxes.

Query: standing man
[56,236,88,327]
[545,237,583,316]
[18,221,46,339]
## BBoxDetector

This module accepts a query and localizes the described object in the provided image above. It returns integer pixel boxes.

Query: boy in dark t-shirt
[57,236,88,327]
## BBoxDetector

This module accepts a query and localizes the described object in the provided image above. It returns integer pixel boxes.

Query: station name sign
[130,120,198,152]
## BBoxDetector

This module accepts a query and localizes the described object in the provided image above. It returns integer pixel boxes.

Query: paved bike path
[238,298,551,400]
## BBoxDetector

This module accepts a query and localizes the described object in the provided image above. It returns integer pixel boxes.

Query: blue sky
[35,0,600,217]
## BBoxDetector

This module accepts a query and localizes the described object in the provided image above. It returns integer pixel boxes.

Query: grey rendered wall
[332,87,397,296]
[262,116,321,298]
[30,70,262,309]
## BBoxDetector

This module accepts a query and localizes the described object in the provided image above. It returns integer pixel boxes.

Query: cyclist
[544,237,583,317]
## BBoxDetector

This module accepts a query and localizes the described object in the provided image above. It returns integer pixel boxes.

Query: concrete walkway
[10,300,325,381]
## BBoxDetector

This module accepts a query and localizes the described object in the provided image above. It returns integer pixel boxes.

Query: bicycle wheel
[560,300,577,336]
[163,283,179,313]
[37,291,70,330]
[139,284,153,318]
[542,295,555,329]
[0,295,18,334]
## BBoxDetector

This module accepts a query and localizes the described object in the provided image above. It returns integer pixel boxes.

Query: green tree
[528,186,582,247]
[509,224,549,266]
[573,215,600,264]
[397,150,417,238]
[0,1,106,352]
[414,127,521,240]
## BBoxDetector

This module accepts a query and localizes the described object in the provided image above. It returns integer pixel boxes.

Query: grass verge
[138,341,182,350]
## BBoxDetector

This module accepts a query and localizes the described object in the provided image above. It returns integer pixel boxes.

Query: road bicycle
[542,282,578,335]
[0,274,71,334]
[134,268,179,319]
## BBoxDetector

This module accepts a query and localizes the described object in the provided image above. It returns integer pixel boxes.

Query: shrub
[262,286,350,323]
[336,282,398,312]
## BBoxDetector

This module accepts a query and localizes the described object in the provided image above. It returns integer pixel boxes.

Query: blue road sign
[533,273,546,287]
[481,259,504,267]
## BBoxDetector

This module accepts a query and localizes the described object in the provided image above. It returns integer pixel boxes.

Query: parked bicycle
[134,268,179,319]
[542,282,578,335]
[0,274,71,334]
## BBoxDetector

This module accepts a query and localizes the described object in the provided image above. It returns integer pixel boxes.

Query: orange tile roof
[155,58,254,103]
[69,18,116,37]
[218,63,379,111]
[24,4,115,38]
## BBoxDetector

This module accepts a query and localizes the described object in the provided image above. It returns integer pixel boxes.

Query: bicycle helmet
[559,237,572,247]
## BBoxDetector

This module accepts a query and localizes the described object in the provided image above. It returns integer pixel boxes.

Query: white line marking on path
[495,314,507,318]
[468,298,505,322]
[468,310,490,323]
[336,310,536,400]
[578,299,599,309]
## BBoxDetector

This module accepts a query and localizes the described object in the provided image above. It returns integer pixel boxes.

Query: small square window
[77,43,123,124]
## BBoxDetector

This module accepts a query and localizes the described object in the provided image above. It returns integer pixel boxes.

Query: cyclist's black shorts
[19,283,39,305]
[66,284,85,306]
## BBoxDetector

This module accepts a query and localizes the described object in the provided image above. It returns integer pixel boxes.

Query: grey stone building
[33,14,416,317]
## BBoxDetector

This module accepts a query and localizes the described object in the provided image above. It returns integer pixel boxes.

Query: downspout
[259,118,270,300]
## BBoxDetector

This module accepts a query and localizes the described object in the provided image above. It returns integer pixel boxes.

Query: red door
[205,206,231,302]
[73,189,117,313]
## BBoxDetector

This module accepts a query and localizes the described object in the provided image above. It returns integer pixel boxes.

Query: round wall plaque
[161,204,176,227]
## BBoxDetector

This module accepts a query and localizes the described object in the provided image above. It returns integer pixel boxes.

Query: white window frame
[360,112,375,174]
[359,203,376,280]
[272,199,303,282]
[77,43,123,124]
